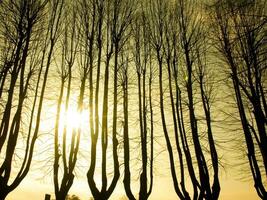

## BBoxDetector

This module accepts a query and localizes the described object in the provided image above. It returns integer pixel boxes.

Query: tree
[0,0,63,199]
[53,1,80,199]
[121,5,154,200]
[175,0,220,198]
[120,49,135,200]
[148,0,220,199]
[147,1,190,199]
[210,0,267,198]
[87,0,134,199]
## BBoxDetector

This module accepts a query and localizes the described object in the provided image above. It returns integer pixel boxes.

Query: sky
[2,72,261,200]
[1,1,264,200]
[4,89,261,200]
[6,147,259,200]
[6,169,259,200]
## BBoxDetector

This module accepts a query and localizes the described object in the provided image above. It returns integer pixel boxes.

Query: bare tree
[0,33,14,99]
[0,0,64,199]
[148,0,221,199]
[120,50,135,200]
[121,6,154,200]
[175,0,220,199]
[53,1,80,199]
[210,0,267,198]
[87,0,134,199]
[147,1,189,199]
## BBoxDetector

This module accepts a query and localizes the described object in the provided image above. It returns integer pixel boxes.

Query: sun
[59,106,88,132]
[63,107,81,129]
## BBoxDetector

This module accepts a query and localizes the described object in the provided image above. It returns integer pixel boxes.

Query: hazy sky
[4,94,260,200]
[6,171,259,200]
[1,1,264,199]
[6,147,259,200]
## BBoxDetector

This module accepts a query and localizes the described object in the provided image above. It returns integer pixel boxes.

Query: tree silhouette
[121,5,154,199]
[86,0,134,199]
[149,0,220,199]
[211,0,267,198]
[0,0,265,200]
[0,0,63,199]
[53,1,80,199]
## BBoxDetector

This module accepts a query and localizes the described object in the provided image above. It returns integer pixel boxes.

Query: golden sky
[6,148,259,200]
[6,173,259,200]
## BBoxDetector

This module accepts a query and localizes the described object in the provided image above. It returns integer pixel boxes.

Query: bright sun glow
[40,103,89,137]
[59,106,88,132]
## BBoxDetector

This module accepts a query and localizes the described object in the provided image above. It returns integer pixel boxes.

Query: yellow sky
[3,65,261,200]
[5,102,260,200]
[6,175,259,200]
[6,141,259,200]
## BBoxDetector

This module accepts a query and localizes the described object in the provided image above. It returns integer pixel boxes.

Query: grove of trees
[0,0,266,200]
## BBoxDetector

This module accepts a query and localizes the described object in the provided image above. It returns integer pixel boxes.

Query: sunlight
[62,107,81,129]
[59,105,89,133]
[40,102,89,137]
